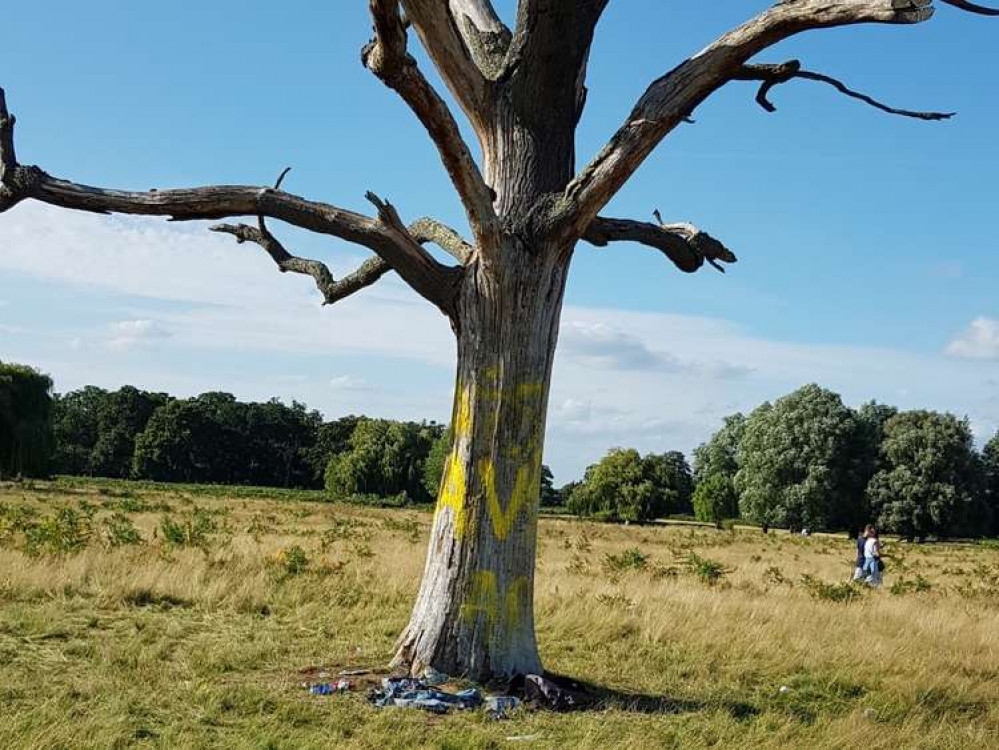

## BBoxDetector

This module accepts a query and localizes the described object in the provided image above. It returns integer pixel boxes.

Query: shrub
[158,507,219,548]
[602,547,648,573]
[273,545,309,576]
[23,507,92,555]
[890,575,932,596]
[800,575,863,603]
[101,512,144,547]
[684,552,728,585]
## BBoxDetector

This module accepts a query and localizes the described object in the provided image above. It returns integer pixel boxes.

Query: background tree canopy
[567,448,692,523]
[0,362,53,479]
[735,385,864,532]
[7,360,999,539]
[867,411,981,540]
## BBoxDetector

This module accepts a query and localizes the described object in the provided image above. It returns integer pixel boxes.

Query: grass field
[1,478,998,749]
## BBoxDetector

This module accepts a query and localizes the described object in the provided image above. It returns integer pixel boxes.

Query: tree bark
[394,246,569,681]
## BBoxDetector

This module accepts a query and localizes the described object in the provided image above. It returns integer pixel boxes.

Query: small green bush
[274,545,309,576]
[800,575,863,603]
[890,575,932,596]
[685,552,728,585]
[23,508,92,555]
[158,507,219,548]
[602,547,649,573]
[101,512,144,548]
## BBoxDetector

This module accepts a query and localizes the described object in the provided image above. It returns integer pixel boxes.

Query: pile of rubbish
[303,669,590,717]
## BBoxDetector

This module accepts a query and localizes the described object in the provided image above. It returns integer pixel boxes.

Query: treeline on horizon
[2,362,998,539]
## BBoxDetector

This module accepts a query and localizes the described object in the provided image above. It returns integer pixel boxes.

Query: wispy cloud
[3,204,998,481]
[106,319,171,351]
[329,375,373,391]
[947,317,999,360]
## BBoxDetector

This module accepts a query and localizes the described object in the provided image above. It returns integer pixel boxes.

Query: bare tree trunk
[394,246,569,681]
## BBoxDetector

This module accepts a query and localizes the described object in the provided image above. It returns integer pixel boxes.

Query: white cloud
[3,204,999,481]
[329,375,372,391]
[106,319,172,351]
[946,317,999,360]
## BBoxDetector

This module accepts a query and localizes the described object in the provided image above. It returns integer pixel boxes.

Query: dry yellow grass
[1,479,997,749]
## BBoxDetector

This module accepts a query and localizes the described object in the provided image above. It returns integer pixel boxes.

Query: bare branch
[735,61,954,120]
[449,0,512,74]
[408,217,474,263]
[209,222,392,305]
[503,1,610,128]
[563,0,948,236]
[939,0,999,14]
[399,0,493,122]
[584,214,737,274]
[365,0,499,252]
[0,87,459,316]
[0,89,16,189]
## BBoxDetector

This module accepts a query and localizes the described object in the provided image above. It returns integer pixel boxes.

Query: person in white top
[863,528,883,587]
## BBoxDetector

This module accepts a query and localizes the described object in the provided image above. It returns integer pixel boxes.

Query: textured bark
[394,248,568,680]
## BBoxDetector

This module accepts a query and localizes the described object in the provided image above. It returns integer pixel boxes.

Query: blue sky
[1,2,997,481]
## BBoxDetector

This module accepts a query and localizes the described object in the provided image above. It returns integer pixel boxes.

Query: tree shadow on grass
[534,673,760,721]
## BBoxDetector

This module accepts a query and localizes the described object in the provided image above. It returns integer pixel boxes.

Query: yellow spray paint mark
[435,386,473,539]
[460,570,498,624]
[480,446,541,542]
[460,570,530,641]
[436,378,545,542]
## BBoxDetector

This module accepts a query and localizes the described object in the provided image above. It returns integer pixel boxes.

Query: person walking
[852,526,870,581]
[863,527,884,587]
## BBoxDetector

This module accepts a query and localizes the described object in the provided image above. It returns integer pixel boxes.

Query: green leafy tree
[422,429,451,499]
[303,415,361,487]
[0,362,54,478]
[693,473,738,527]
[984,431,999,536]
[568,447,688,522]
[867,410,980,540]
[51,386,106,475]
[644,450,694,515]
[693,413,746,485]
[132,399,227,483]
[539,465,561,507]
[325,418,442,502]
[91,386,171,478]
[736,385,862,532]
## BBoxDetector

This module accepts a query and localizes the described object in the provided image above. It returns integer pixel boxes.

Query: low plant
[889,575,932,596]
[684,552,728,585]
[23,507,92,555]
[101,512,144,548]
[800,575,863,603]
[272,545,310,576]
[602,547,648,573]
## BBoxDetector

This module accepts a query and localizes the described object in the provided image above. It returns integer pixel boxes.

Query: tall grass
[1,479,997,749]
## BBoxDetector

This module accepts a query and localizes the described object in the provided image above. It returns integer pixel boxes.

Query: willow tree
[1,0,995,679]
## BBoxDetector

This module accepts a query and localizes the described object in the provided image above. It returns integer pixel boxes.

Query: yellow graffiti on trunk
[460,570,530,640]
[435,386,472,538]
[480,447,541,542]
[436,378,544,541]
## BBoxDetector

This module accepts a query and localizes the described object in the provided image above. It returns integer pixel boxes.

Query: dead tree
[1,0,995,680]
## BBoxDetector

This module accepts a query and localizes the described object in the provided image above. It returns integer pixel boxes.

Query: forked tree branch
[408,217,474,263]
[503,0,609,120]
[449,0,511,76]
[585,214,737,274]
[734,61,955,120]
[0,88,460,317]
[209,222,392,305]
[561,0,986,237]
[365,0,499,252]
[399,0,494,125]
